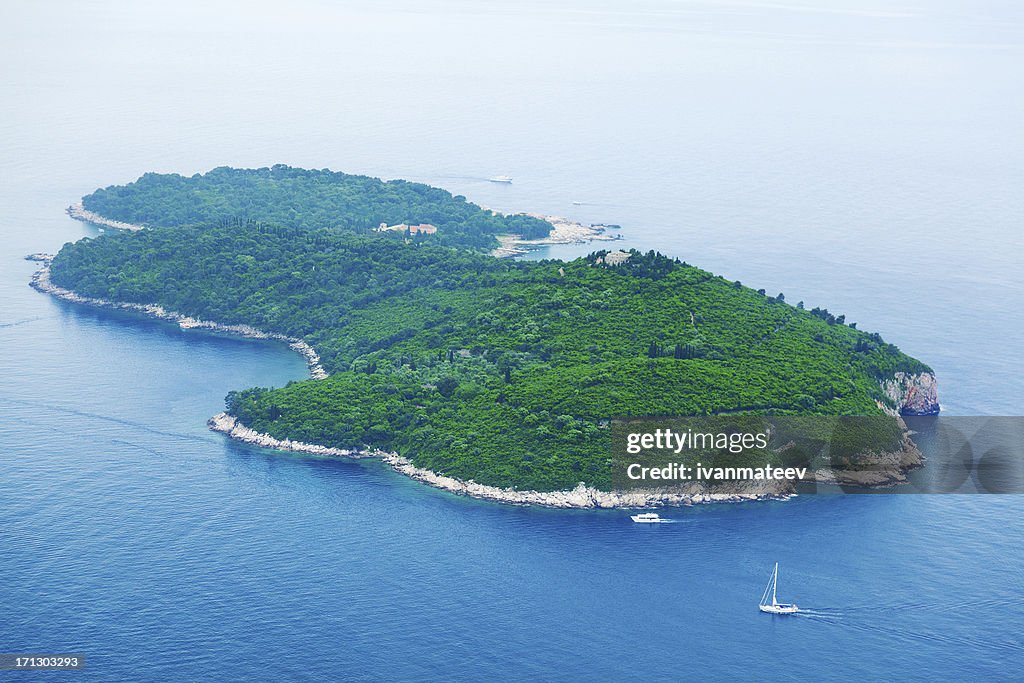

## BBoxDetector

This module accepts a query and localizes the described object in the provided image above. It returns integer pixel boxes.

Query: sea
[1,1,1022,680]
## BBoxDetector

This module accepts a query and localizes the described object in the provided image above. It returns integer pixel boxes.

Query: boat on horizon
[488,175,513,184]
[630,512,670,523]
[759,562,799,614]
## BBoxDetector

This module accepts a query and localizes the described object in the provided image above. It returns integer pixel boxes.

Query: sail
[759,565,776,607]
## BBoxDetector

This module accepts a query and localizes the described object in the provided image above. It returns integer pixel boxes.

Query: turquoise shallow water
[2,1,1023,679]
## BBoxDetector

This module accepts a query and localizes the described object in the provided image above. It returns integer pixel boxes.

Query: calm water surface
[1,1,1022,680]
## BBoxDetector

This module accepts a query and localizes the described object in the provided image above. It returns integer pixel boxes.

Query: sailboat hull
[759,603,799,614]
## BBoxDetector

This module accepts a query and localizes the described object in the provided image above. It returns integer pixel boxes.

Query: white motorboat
[630,512,669,523]
[759,562,799,614]
[488,175,513,184]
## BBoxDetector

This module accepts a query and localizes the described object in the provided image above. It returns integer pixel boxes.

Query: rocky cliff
[880,371,940,416]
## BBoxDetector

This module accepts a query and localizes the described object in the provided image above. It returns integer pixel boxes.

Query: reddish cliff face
[881,372,940,416]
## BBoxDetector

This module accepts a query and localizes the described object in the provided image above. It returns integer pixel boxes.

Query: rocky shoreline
[27,255,328,380]
[207,412,792,509]
[204,400,929,507]
[66,202,145,232]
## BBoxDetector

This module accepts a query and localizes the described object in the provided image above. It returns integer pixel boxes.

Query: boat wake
[630,519,681,524]
[841,597,1014,614]
[0,315,51,328]
[791,608,843,621]
[795,604,1024,654]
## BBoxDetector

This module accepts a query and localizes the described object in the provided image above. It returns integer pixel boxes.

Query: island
[33,165,939,507]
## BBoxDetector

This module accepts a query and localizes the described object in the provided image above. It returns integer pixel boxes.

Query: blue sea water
[1,0,1023,680]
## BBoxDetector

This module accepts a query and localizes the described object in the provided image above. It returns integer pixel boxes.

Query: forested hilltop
[81,166,552,249]
[50,209,931,491]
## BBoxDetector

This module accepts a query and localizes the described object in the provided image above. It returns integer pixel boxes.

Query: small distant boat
[759,562,799,614]
[488,175,513,184]
[571,200,583,206]
[630,512,669,523]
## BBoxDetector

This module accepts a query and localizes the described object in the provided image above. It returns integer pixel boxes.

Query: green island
[48,166,934,494]
[80,165,552,249]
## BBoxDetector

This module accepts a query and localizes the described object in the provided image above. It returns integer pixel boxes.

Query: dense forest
[50,214,930,491]
[81,166,552,249]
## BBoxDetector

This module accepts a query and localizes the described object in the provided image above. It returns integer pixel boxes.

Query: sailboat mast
[772,562,778,605]
[760,569,774,606]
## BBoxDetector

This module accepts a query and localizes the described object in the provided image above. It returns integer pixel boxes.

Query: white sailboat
[759,563,799,614]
